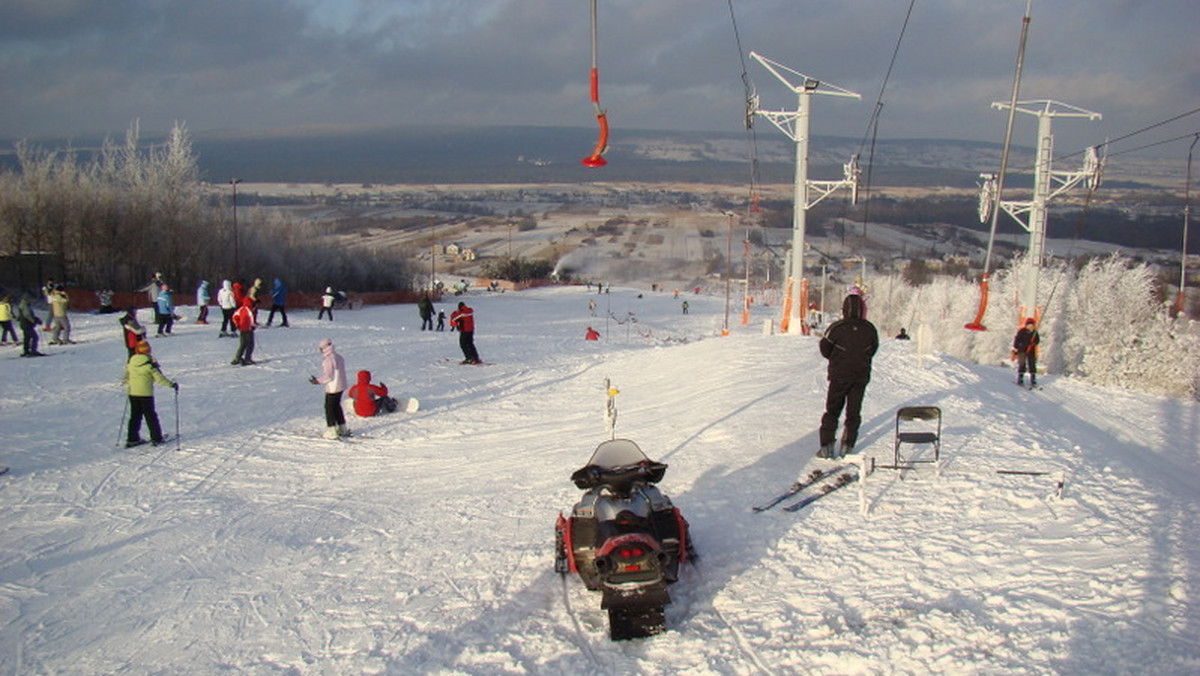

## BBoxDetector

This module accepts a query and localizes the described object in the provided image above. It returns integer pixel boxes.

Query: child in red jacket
[346,369,398,416]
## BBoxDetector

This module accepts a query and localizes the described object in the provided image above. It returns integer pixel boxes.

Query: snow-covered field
[2,286,1198,674]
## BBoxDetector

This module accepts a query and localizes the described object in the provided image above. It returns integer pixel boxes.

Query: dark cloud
[0,0,1195,159]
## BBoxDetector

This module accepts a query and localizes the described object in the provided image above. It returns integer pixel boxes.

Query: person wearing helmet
[122,340,177,448]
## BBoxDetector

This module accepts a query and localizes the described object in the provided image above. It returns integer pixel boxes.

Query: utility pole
[230,178,242,278]
[750,52,860,334]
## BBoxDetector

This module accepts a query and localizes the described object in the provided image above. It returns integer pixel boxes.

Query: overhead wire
[855,0,919,238]
[1049,106,1200,165]
[727,0,762,215]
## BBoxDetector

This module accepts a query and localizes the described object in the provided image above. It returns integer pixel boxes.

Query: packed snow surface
[2,286,1198,674]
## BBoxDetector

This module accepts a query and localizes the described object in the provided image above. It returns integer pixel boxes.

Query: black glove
[172,382,179,391]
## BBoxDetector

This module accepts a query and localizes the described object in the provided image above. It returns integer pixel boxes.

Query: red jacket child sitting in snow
[346,369,397,416]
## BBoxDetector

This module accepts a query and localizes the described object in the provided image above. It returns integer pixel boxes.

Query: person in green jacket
[123,341,177,448]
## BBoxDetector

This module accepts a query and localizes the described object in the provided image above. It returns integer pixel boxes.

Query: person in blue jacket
[267,278,289,327]
[155,285,175,336]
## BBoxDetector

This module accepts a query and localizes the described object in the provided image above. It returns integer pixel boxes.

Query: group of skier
[417,296,481,364]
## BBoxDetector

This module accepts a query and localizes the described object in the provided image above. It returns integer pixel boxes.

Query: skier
[119,308,147,357]
[266,278,289,327]
[450,301,480,364]
[0,293,16,345]
[231,297,257,365]
[318,287,335,321]
[817,294,879,458]
[418,295,434,331]
[248,278,265,323]
[309,338,349,438]
[436,309,446,331]
[141,272,165,326]
[140,272,164,304]
[155,284,175,336]
[1012,318,1040,386]
[681,301,689,315]
[16,294,43,357]
[122,340,177,448]
[586,326,600,341]
[47,285,72,344]
[346,369,397,417]
[217,279,237,337]
[96,288,116,314]
[195,280,210,324]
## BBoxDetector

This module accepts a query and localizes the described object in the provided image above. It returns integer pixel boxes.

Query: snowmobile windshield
[587,439,649,469]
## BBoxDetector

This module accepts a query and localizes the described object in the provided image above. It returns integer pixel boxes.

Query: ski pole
[174,384,181,450]
[117,394,129,447]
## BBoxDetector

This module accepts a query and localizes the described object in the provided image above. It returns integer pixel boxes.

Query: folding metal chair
[893,406,941,465]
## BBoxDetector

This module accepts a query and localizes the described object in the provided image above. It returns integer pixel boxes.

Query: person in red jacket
[450,301,481,364]
[585,326,600,341]
[231,297,257,365]
[346,369,398,417]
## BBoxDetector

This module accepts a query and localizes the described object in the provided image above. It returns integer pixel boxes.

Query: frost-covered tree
[861,253,1200,399]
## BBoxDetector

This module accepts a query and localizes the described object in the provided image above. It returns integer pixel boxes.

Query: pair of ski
[753,464,858,513]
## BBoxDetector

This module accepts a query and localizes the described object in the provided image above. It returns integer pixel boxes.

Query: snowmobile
[555,438,696,640]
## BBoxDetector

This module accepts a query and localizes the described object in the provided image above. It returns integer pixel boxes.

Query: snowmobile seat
[893,406,941,465]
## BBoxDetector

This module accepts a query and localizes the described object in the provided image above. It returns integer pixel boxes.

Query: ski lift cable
[581,0,609,168]
[727,0,763,214]
[1053,106,1200,164]
[1100,131,1200,159]
[855,0,919,236]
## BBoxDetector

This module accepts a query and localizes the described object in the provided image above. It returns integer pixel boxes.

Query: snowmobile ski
[783,471,858,512]
[753,465,849,513]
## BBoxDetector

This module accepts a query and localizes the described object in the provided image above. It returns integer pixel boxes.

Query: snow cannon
[555,438,695,640]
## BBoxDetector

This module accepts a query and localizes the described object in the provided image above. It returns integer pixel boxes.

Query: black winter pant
[220,307,236,334]
[819,378,868,448]
[324,391,346,427]
[267,304,288,326]
[459,330,480,363]
[233,331,255,364]
[1017,353,1037,383]
[128,395,164,443]
[20,320,38,355]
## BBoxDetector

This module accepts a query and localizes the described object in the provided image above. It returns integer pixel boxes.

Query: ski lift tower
[750,52,860,334]
[979,99,1102,324]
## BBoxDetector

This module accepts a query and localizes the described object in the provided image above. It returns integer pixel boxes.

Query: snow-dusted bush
[1060,255,1200,398]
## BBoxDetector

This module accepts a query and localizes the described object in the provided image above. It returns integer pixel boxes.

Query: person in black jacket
[1012,318,1040,386]
[818,294,879,458]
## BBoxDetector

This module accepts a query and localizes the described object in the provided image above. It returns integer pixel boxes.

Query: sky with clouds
[1,0,1197,159]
